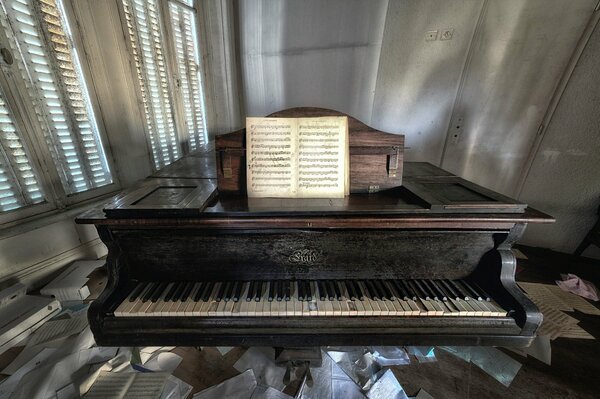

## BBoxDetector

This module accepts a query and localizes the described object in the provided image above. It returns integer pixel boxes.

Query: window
[0,0,115,220]
[121,0,207,170]
[0,86,44,212]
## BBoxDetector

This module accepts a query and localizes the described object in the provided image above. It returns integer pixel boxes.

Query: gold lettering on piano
[288,249,322,264]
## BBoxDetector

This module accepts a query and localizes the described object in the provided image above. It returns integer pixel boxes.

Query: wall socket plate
[440,28,454,40]
[425,30,438,41]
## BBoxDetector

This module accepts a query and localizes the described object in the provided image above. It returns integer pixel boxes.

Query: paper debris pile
[519,282,598,339]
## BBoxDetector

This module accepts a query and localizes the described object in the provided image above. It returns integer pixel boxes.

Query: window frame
[117,0,209,170]
[0,0,121,226]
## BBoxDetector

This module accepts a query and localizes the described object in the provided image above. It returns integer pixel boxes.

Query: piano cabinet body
[90,222,540,347]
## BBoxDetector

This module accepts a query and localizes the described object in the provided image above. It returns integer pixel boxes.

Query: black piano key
[305,280,313,301]
[246,281,256,302]
[421,280,439,301]
[461,280,483,301]
[470,281,492,301]
[361,280,373,299]
[406,280,423,300]
[353,281,365,300]
[254,281,263,302]
[412,280,430,299]
[151,282,168,302]
[223,282,234,302]
[180,282,194,302]
[345,281,357,300]
[393,280,409,299]
[365,280,379,300]
[275,281,283,302]
[441,279,460,300]
[284,280,291,301]
[268,281,275,302]
[399,280,416,300]
[317,281,326,300]
[172,282,187,302]
[384,280,397,301]
[430,280,448,301]
[332,280,342,300]
[192,281,207,302]
[164,283,179,302]
[326,280,336,301]
[435,280,453,301]
[450,280,471,300]
[231,281,242,302]
[215,282,227,302]
[376,280,392,300]
[129,282,146,302]
[141,283,158,303]
[201,282,214,302]
[193,282,206,302]
[297,280,305,301]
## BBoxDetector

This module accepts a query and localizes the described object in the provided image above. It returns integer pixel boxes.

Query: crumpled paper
[370,347,410,366]
[556,274,599,301]
[326,349,381,390]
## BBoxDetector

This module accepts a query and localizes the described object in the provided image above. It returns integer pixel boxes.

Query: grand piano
[76,108,554,348]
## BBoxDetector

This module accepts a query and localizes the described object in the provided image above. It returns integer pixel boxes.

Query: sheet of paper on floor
[371,347,410,366]
[558,323,595,339]
[85,371,169,399]
[250,385,293,399]
[0,348,55,399]
[546,284,600,316]
[217,346,235,356]
[160,375,193,399]
[40,260,105,302]
[143,351,183,372]
[406,347,436,363]
[469,347,522,387]
[366,369,408,399]
[518,282,573,311]
[330,353,367,399]
[192,369,257,399]
[10,346,118,398]
[233,347,287,391]
[0,284,61,354]
[415,388,435,399]
[326,348,381,390]
[439,346,522,387]
[26,314,88,346]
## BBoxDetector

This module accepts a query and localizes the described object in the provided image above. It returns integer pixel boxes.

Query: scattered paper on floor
[193,369,257,399]
[233,347,286,390]
[366,369,408,399]
[85,371,169,399]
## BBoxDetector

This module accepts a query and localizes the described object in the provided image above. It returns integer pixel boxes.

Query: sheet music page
[296,116,348,198]
[246,117,297,198]
[246,116,348,198]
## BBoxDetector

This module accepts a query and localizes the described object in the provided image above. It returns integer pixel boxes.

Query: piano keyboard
[114,279,507,318]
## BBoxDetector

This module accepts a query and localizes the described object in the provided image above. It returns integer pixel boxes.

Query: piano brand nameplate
[103,178,217,218]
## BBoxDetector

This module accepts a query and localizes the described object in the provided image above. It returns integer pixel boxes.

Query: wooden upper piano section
[76,107,553,229]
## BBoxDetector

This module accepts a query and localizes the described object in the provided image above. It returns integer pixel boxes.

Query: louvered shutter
[168,0,207,151]
[122,0,180,169]
[0,87,44,212]
[1,0,112,195]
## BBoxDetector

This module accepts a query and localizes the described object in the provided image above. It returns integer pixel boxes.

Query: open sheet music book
[246,116,349,198]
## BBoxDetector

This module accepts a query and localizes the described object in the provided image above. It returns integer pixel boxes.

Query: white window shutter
[0,88,44,212]
[122,0,180,169]
[1,0,112,195]
[168,1,207,151]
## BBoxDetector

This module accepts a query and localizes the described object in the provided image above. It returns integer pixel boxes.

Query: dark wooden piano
[76,108,554,348]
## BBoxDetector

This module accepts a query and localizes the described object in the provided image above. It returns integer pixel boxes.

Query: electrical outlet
[425,30,438,41]
[451,117,463,144]
[440,28,454,41]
